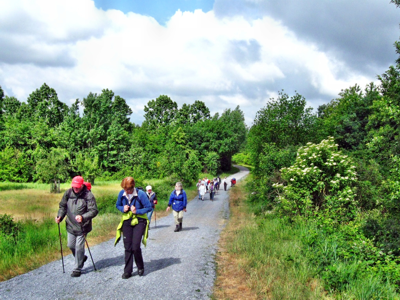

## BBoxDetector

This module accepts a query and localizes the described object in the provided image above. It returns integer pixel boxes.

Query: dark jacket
[115,188,152,215]
[146,191,157,209]
[57,186,98,235]
[168,190,187,212]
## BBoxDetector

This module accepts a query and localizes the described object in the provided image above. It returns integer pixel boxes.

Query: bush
[275,137,358,222]
[0,214,21,240]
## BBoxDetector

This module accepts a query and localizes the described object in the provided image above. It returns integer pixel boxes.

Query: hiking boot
[138,269,144,276]
[179,222,182,231]
[122,273,131,279]
[71,271,81,277]
[174,225,179,232]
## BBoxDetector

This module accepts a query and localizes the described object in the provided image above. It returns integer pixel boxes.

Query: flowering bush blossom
[274,137,358,222]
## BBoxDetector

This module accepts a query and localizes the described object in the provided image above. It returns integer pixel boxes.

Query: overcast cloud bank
[0,0,398,125]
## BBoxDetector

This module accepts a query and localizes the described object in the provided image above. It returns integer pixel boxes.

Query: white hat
[146,185,152,191]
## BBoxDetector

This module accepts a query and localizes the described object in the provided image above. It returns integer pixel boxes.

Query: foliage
[248,91,316,172]
[274,137,358,222]
[0,214,21,240]
[204,151,220,175]
[35,147,70,183]
[232,151,251,165]
[0,147,33,182]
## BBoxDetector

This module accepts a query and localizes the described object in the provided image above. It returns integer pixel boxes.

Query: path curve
[0,166,249,300]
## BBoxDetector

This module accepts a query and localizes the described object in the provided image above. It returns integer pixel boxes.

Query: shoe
[138,269,144,276]
[174,225,179,232]
[122,273,131,279]
[71,271,81,277]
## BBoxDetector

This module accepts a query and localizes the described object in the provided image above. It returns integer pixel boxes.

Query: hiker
[223,177,227,191]
[199,182,207,201]
[115,177,152,279]
[210,182,215,201]
[196,179,202,200]
[55,176,98,277]
[145,185,157,227]
[166,182,187,232]
[217,176,221,190]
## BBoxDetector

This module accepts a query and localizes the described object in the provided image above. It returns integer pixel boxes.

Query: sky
[0,0,399,126]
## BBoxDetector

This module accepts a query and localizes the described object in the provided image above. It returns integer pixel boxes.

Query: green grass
[0,182,30,191]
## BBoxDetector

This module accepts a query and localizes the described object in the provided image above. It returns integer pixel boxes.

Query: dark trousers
[224,182,227,191]
[122,218,146,274]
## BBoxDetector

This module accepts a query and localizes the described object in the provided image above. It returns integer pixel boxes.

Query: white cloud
[0,0,384,125]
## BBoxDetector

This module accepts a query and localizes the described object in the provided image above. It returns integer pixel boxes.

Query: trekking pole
[80,224,97,271]
[57,220,65,273]
[154,210,156,228]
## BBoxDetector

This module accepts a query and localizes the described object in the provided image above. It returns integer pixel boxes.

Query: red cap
[83,182,92,191]
[71,176,84,188]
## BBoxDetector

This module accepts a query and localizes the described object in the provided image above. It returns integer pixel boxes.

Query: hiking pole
[80,224,97,271]
[154,209,156,228]
[57,220,65,273]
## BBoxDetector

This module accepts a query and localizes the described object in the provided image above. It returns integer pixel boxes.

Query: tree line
[238,35,400,294]
[0,86,246,185]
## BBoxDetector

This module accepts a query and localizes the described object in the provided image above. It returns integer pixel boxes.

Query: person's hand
[131,206,137,214]
[75,215,83,223]
[166,206,170,212]
[183,208,187,212]
[55,216,61,223]
[124,205,130,212]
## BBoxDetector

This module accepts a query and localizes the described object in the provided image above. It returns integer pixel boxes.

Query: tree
[143,95,178,129]
[26,83,68,127]
[248,91,315,170]
[81,89,133,172]
[176,100,211,125]
[35,148,70,183]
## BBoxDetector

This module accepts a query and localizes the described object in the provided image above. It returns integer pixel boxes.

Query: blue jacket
[168,190,187,212]
[116,188,152,215]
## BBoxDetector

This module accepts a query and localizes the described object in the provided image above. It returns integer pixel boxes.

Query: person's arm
[183,190,187,210]
[56,190,69,222]
[115,190,125,213]
[82,192,98,222]
[135,190,152,215]
[166,192,174,211]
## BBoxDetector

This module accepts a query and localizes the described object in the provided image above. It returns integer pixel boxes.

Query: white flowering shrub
[274,137,358,221]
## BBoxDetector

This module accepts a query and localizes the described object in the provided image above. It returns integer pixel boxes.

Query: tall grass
[215,178,326,299]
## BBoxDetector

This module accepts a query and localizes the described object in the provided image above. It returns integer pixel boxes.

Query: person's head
[198,179,201,182]
[71,176,84,194]
[121,177,135,194]
[146,185,152,193]
[83,181,92,191]
[175,182,183,191]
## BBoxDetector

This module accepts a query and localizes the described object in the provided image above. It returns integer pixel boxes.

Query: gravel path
[0,166,249,300]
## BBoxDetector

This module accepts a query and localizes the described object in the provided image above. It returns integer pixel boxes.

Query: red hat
[83,181,92,191]
[71,176,84,188]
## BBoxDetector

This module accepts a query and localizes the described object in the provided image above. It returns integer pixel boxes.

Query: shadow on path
[181,227,199,232]
[84,254,125,272]
[144,257,182,275]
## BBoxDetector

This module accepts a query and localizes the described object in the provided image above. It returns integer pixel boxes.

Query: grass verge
[213,178,327,299]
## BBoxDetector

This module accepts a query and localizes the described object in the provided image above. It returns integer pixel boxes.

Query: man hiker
[55,176,98,277]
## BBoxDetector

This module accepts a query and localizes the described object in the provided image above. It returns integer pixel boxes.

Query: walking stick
[57,221,65,273]
[80,225,97,271]
[154,209,156,228]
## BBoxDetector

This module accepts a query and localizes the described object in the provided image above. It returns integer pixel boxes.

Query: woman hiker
[114,177,152,279]
[166,182,187,232]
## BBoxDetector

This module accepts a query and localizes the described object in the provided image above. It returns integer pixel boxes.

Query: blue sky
[0,0,399,126]
[93,0,214,24]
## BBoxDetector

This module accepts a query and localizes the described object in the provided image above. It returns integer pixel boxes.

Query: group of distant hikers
[55,174,223,279]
